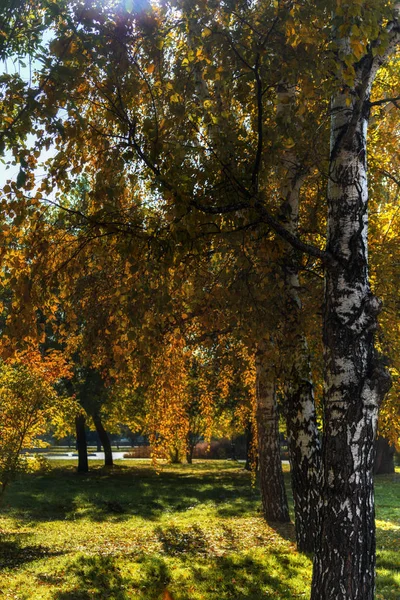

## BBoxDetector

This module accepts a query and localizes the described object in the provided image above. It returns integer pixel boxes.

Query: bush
[27,455,52,474]
[0,358,59,496]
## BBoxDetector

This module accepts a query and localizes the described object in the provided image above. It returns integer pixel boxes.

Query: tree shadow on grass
[53,555,132,600]
[5,464,263,524]
[52,554,171,600]
[52,551,308,600]
[138,552,306,599]
[0,535,64,570]
[186,552,307,600]
[266,520,297,544]
[155,524,208,556]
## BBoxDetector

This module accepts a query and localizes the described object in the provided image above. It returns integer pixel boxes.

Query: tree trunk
[285,343,321,553]
[256,343,290,522]
[311,74,391,599]
[75,413,89,473]
[92,413,113,467]
[186,431,196,464]
[276,81,322,553]
[374,436,395,474]
[169,446,181,464]
[244,420,253,471]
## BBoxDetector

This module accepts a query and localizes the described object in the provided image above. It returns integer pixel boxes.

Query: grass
[0,461,398,599]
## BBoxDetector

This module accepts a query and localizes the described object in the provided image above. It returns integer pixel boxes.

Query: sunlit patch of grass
[0,461,398,599]
[375,469,400,600]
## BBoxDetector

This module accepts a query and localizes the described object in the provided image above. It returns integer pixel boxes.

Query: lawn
[0,461,398,599]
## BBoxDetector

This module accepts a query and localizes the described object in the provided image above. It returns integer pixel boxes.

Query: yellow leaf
[283,137,295,148]
[201,27,212,38]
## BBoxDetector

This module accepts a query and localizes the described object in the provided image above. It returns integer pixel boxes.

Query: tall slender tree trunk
[75,412,89,473]
[285,341,321,553]
[311,62,391,599]
[186,448,193,464]
[244,419,254,471]
[277,82,322,552]
[92,413,113,467]
[186,431,197,464]
[256,342,290,522]
[169,445,181,464]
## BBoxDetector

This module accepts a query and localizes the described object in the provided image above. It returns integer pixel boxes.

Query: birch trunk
[285,340,321,553]
[311,71,391,599]
[256,343,290,522]
[277,83,321,552]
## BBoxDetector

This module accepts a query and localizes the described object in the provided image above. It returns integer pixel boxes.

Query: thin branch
[252,53,263,192]
[380,169,400,187]
[38,196,148,238]
[369,95,400,107]
[223,33,254,72]
[128,125,333,265]
[252,197,333,265]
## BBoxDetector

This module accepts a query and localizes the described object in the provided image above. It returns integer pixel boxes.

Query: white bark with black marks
[311,66,391,599]
[277,82,322,553]
[285,339,321,554]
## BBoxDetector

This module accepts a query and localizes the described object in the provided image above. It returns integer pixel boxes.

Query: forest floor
[0,461,398,599]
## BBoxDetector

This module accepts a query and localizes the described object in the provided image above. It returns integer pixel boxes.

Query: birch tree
[3,1,400,596]
[275,81,321,550]
[311,3,399,597]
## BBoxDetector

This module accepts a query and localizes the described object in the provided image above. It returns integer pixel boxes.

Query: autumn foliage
[0,349,70,495]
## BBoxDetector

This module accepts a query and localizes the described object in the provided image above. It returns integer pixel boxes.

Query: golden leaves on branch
[0,351,69,494]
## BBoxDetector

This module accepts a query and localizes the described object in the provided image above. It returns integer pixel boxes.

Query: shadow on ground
[53,555,132,600]
[4,463,267,524]
[0,535,64,569]
[52,550,306,600]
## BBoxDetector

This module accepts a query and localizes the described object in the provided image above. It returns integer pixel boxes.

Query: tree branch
[369,95,400,107]
[252,53,263,192]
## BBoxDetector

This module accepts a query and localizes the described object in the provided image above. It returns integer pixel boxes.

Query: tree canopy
[1,1,400,598]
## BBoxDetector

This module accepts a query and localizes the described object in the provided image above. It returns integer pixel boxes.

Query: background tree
[1,1,400,598]
[0,348,69,496]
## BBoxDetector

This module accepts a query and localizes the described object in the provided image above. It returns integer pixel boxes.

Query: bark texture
[92,413,113,467]
[75,413,89,473]
[256,343,290,522]
[277,82,322,553]
[286,343,321,553]
[311,66,391,599]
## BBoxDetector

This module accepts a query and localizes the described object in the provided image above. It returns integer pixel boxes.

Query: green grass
[0,461,398,599]
[375,471,400,600]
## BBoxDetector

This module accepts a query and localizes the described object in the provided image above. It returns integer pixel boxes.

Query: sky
[0,38,57,190]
